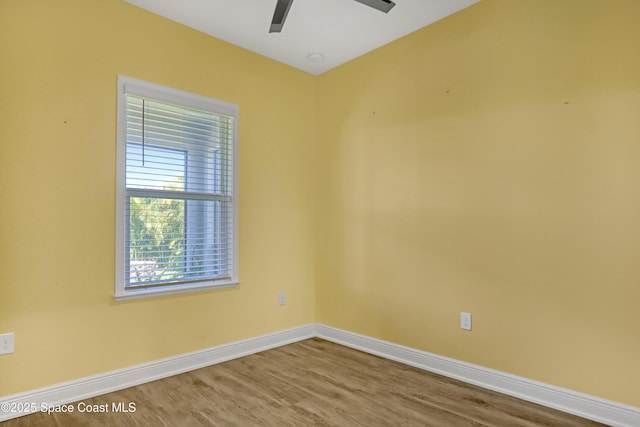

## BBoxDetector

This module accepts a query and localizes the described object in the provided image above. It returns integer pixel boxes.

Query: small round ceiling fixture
[307,53,325,62]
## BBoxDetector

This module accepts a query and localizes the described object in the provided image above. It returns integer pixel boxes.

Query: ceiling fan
[269,0,396,33]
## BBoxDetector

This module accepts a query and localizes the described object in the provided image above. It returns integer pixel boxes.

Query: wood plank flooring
[2,338,607,426]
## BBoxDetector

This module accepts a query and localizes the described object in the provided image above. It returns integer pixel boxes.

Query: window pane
[127,196,186,285]
[126,144,186,191]
[126,197,232,287]
[184,199,233,280]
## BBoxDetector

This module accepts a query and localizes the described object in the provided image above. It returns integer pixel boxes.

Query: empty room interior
[1,0,639,425]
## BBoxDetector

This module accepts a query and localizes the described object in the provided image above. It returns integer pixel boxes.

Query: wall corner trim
[315,324,640,427]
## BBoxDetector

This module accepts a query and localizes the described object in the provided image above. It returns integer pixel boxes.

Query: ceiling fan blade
[270,0,294,33]
[353,0,396,13]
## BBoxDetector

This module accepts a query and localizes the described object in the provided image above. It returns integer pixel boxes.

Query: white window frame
[115,75,239,301]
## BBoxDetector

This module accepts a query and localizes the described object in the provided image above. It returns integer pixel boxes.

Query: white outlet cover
[460,312,472,331]
[0,332,15,354]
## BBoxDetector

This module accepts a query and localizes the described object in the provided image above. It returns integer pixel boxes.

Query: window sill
[114,281,241,302]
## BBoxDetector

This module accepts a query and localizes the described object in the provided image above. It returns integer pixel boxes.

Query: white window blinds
[116,76,238,299]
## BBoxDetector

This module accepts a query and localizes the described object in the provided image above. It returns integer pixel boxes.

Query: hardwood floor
[2,338,607,426]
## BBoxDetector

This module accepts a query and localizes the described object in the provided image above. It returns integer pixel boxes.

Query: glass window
[115,76,238,300]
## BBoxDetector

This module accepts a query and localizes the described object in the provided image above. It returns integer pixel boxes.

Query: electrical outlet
[0,333,14,354]
[460,312,472,331]
[278,292,286,306]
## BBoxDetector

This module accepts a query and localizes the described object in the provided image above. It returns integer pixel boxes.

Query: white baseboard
[315,324,640,427]
[0,324,315,422]
[2,323,638,426]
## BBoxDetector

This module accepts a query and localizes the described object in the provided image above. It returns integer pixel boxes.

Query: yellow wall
[1,0,639,411]
[0,0,316,395]
[316,0,640,407]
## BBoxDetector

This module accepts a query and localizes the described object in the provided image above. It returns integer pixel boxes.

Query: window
[115,76,238,300]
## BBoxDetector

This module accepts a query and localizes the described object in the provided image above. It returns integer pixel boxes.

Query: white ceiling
[123,0,480,75]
